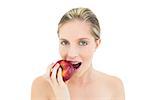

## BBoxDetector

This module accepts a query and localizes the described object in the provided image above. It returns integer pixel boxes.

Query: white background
[0,0,150,100]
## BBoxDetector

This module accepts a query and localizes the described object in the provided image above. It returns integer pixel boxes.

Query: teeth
[71,61,81,64]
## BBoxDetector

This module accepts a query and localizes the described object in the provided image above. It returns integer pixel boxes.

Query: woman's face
[58,20,100,75]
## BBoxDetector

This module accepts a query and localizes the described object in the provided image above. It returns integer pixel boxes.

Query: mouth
[71,62,82,69]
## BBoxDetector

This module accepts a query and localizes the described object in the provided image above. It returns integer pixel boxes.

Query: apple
[50,60,76,82]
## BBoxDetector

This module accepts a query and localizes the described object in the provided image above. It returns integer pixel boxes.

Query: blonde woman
[31,7,125,100]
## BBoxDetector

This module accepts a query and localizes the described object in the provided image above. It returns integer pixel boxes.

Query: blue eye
[79,41,88,46]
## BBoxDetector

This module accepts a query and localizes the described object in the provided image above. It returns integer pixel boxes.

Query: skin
[31,20,125,100]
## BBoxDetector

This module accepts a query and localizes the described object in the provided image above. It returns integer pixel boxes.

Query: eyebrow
[59,38,89,41]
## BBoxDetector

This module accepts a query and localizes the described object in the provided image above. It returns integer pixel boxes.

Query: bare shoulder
[31,76,52,100]
[98,72,124,86]
[95,71,125,100]
[31,76,50,90]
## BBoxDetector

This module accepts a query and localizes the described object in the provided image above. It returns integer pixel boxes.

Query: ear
[95,39,101,49]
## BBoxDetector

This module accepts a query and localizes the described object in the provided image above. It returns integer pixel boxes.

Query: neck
[68,64,95,85]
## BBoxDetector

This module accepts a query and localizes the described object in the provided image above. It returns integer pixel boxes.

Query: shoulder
[100,72,124,87]
[96,71,125,99]
[31,76,52,100]
[31,76,50,90]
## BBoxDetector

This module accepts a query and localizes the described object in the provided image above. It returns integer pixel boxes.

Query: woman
[31,7,125,100]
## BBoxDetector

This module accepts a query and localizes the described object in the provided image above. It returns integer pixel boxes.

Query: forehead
[59,20,94,40]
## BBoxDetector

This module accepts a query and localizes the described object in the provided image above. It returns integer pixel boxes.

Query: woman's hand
[44,63,70,100]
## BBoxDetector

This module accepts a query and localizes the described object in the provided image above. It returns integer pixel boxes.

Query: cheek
[80,46,95,60]
[59,46,67,58]
[79,47,95,68]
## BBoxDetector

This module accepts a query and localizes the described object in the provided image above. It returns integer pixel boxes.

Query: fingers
[57,67,65,86]
[47,63,55,74]
[51,63,59,85]
[44,62,66,87]
[43,63,55,79]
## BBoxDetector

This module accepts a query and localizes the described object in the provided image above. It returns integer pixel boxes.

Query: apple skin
[50,60,75,82]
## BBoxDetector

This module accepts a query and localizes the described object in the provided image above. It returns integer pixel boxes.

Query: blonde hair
[57,7,100,40]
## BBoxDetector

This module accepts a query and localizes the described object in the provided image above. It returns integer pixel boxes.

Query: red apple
[50,60,76,82]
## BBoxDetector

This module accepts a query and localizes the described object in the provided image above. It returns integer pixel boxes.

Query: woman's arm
[31,63,71,100]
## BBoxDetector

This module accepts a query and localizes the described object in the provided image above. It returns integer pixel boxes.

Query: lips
[50,60,82,81]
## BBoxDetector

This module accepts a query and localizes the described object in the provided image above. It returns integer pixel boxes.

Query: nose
[67,46,79,60]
